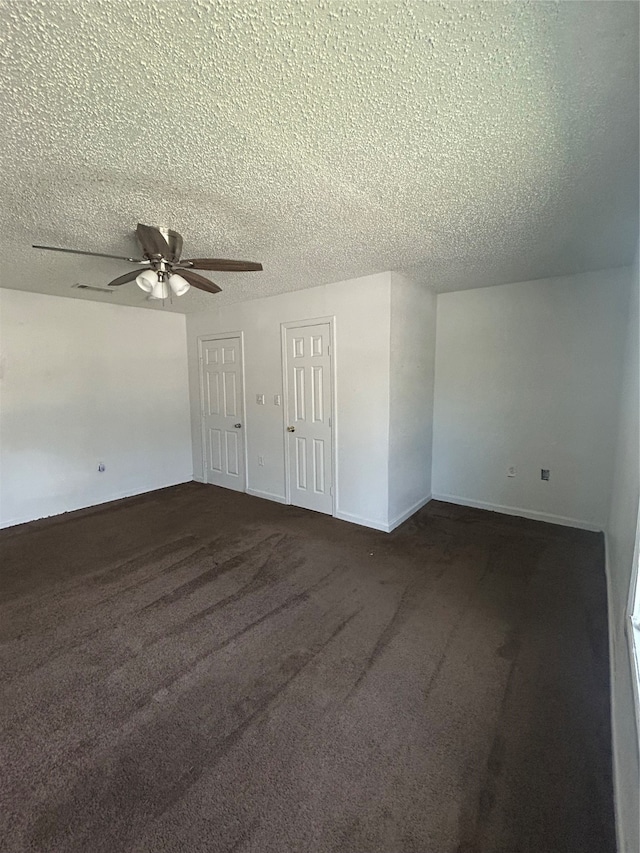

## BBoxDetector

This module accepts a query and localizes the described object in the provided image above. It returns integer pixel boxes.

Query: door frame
[280,316,337,515]
[197,331,248,492]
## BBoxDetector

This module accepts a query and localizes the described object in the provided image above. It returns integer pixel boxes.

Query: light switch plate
[256,394,265,405]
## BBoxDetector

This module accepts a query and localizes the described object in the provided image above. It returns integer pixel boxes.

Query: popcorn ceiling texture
[0,0,638,313]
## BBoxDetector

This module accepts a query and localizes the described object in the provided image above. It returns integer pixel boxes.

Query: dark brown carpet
[0,483,615,853]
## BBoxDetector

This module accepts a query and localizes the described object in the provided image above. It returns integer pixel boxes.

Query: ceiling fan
[33,223,263,300]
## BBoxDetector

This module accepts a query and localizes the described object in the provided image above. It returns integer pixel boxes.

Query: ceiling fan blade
[107,269,142,287]
[164,229,183,262]
[183,258,263,272]
[33,244,145,263]
[136,223,171,258]
[180,269,222,294]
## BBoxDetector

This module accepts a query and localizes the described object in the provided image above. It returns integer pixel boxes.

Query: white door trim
[280,316,337,515]
[197,332,248,492]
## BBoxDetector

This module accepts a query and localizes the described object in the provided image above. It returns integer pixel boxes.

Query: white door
[199,337,246,492]
[284,323,333,514]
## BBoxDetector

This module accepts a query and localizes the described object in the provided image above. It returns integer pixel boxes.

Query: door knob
[287,426,295,432]
[234,423,242,428]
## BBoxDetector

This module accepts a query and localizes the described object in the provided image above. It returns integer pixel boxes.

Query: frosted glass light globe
[135,269,157,293]
[168,274,190,296]
[149,279,170,300]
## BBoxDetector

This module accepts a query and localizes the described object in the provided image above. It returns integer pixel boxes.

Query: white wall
[0,289,192,527]
[186,273,393,531]
[606,245,640,853]
[432,268,630,530]
[388,273,436,528]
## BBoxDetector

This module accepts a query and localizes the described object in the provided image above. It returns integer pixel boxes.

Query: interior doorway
[198,335,247,492]
[282,319,335,514]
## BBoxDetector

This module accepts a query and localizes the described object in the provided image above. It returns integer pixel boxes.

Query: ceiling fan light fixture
[149,278,170,300]
[168,273,190,296]
[135,269,157,293]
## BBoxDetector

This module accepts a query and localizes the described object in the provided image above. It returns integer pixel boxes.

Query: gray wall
[607,244,640,853]
[186,272,395,531]
[432,268,630,530]
[0,288,192,527]
[388,273,436,527]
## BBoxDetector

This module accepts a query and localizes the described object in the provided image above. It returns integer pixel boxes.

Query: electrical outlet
[274,394,281,406]
[258,455,264,467]
[98,462,105,472]
[507,466,516,478]
[541,469,550,481]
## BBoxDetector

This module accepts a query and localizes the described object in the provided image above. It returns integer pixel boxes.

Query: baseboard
[335,497,431,534]
[194,483,287,505]
[334,509,389,532]
[0,476,194,530]
[247,492,419,528]
[387,494,432,532]
[431,493,602,532]
[245,488,287,505]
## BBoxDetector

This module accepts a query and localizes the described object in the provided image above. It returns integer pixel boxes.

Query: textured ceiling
[0,0,638,314]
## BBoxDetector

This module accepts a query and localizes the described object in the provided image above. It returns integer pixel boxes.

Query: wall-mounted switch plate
[274,394,281,406]
[98,462,105,472]
[256,394,265,405]
[507,466,516,478]
[258,455,264,467]
[541,469,550,481]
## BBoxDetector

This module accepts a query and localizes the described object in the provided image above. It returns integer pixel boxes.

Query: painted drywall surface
[186,273,392,530]
[0,289,192,527]
[432,268,630,529]
[606,246,639,853]
[388,273,436,527]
